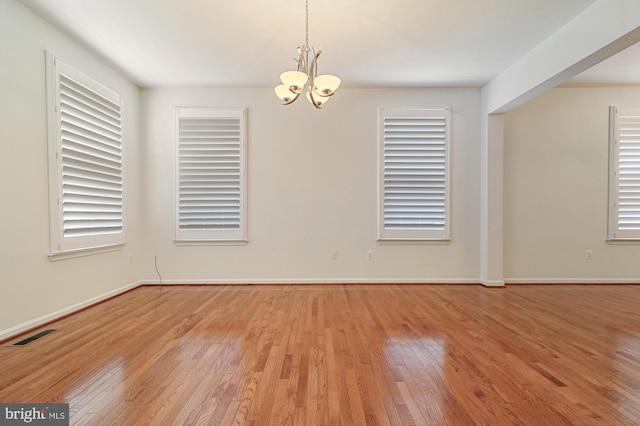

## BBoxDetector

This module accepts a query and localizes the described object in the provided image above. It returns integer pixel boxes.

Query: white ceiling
[18,0,640,89]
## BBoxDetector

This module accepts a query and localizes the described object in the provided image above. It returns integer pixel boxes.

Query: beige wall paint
[504,86,640,282]
[0,0,143,337]
[141,87,482,283]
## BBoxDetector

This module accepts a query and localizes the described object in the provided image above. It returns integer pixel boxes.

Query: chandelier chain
[305,0,309,49]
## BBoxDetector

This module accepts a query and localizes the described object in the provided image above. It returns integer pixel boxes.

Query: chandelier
[274,0,341,109]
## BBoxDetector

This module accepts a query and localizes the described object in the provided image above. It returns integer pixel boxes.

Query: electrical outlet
[366,250,374,260]
[585,250,593,260]
[332,250,339,260]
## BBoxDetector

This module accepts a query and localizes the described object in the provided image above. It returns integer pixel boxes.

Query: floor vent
[11,329,58,346]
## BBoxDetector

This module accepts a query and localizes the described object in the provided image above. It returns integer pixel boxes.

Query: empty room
[1,0,640,424]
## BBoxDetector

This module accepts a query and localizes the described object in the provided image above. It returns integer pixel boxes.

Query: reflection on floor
[1,284,639,424]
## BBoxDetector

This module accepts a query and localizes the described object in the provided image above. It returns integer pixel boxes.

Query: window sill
[48,243,125,262]
[174,240,248,246]
[606,239,640,245]
[377,239,451,245]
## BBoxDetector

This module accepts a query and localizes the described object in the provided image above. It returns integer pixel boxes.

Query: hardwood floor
[1,285,640,425]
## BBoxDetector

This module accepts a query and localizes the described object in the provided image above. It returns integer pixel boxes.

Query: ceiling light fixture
[274,0,341,109]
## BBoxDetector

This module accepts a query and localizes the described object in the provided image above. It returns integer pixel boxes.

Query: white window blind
[609,107,640,240]
[46,52,124,254]
[175,108,247,242]
[378,109,450,241]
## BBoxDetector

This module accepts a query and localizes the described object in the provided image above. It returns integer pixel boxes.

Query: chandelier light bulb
[275,84,298,104]
[313,74,341,97]
[306,91,330,107]
[280,71,308,94]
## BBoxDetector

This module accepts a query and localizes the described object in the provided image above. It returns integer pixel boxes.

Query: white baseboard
[480,279,506,288]
[142,278,640,286]
[505,278,640,284]
[142,278,480,285]
[0,280,143,342]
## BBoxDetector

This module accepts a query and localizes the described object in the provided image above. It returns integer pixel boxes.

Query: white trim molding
[505,278,640,285]
[142,278,480,286]
[480,279,506,288]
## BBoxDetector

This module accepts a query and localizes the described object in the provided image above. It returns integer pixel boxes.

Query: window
[378,108,450,241]
[46,52,124,255]
[175,108,247,243]
[609,106,640,240]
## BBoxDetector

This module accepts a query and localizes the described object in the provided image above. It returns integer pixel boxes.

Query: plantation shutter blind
[47,53,125,254]
[609,107,640,239]
[379,109,450,240]
[175,108,247,242]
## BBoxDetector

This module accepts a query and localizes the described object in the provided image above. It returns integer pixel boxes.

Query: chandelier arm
[302,47,309,76]
[281,92,301,105]
[308,90,322,109]
[295,47,305,72]
[309,49,321,81]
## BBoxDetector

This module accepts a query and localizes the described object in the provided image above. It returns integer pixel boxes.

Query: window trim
[377,108,451,242]
[174,107,248,244]
[45,51,125,256]
[608,106,640,242]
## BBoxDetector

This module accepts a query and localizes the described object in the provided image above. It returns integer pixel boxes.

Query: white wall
[504,86,640,282]
[0,0,143,338]
[142,87,481,283]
